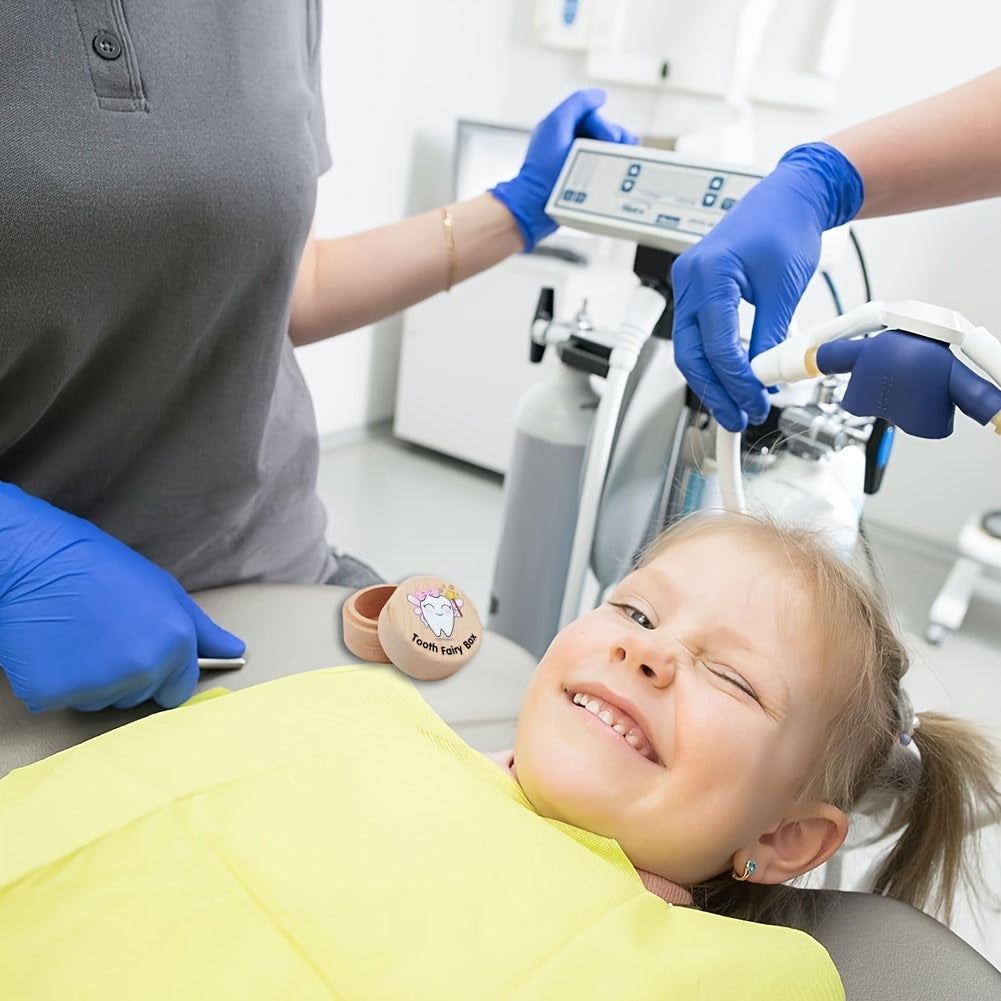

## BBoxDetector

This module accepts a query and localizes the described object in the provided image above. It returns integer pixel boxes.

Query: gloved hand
[0,483,245,712]
[671,142,864,431]
[491,88,637,251]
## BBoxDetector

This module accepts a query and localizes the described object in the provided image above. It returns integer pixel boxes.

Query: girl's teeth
[570,692,656,762]
[572,692,630,734]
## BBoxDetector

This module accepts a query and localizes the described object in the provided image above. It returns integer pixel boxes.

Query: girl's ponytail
[869,712,1001,921]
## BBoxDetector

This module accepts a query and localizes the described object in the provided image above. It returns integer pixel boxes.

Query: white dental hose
[750,300,888,386]
[715,426,746,513]
[558,284,668,629]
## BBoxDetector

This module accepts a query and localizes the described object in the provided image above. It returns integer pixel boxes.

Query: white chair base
[927,511,1001,645]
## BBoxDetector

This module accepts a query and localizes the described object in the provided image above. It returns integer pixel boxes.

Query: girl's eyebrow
[706,622,756,654]
[634,561,679,597]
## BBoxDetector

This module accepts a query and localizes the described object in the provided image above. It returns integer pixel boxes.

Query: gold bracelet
[440,206,457,292]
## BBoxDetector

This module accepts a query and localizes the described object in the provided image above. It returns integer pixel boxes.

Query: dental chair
[2,583,999,1000]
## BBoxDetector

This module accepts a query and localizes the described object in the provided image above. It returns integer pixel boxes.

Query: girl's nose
[612,634,678,688]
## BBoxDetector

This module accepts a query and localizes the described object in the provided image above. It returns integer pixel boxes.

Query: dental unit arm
[751,299,1001,440]
[543,140,766,624]
[558,282,668,629]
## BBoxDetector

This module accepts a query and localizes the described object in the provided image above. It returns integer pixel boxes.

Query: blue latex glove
[0,483,245,712]
[671,142,864,430]
[491,88,638,251]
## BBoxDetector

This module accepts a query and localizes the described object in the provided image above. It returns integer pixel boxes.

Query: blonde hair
[639,510,1001,924]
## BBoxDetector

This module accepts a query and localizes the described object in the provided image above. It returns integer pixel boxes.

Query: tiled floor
[317,425,1001,969]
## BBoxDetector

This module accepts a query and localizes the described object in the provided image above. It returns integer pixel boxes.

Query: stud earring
[732,859,757,882]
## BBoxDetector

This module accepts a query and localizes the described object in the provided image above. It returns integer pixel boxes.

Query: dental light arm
[751,300,1001,439]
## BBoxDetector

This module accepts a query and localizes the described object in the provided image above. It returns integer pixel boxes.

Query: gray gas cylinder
[488,359,600,660]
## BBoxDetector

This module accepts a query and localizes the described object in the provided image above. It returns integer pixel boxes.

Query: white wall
[298,0,514,437]
[302,0,1001,549]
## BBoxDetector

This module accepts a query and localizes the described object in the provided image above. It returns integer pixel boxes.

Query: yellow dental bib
[0,666,843,1000]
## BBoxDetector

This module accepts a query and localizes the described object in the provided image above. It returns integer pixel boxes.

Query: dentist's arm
[288,195,523,344]
[833,66,1001,218]
[288,89,636,346]
[670,65,1001,432]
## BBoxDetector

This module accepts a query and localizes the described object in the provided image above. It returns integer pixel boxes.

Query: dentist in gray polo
[0,4,636,714]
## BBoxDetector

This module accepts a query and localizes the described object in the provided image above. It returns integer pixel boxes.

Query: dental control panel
[546,139,763,254]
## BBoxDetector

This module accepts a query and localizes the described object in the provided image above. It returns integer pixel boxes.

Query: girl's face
[513,530,838,885]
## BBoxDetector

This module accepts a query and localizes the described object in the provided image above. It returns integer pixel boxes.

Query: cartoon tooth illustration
[408,585,462,638]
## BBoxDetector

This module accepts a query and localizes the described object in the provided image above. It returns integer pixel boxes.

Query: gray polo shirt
[0,2,338,590]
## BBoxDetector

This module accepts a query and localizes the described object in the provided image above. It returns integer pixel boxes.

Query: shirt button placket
[73,0,147,112]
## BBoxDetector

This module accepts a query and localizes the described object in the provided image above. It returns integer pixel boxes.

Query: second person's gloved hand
[491,88,637,252]
[671,142,864,431]
[0,482,245,713]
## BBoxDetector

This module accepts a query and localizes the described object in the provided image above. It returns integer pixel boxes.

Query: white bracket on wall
[531,0,857,112]
[531,0,597,50]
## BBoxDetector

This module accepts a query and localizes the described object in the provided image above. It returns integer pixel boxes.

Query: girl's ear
[738,802,849,884]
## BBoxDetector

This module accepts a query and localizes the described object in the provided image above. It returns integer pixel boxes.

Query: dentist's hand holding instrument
[671,143,863,432]
[670,67,1001,431]
[0,484,245,712]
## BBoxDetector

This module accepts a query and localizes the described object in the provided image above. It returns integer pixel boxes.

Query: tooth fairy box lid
[342,575,482,682]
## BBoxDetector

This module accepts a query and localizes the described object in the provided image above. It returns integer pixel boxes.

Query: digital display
[548,143,763,251]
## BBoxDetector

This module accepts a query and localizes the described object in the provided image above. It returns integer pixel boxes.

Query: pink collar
[486,750,694,908]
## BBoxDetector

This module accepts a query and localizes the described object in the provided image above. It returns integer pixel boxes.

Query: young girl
[508,509,1001,924]
[1,511,997,1000]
